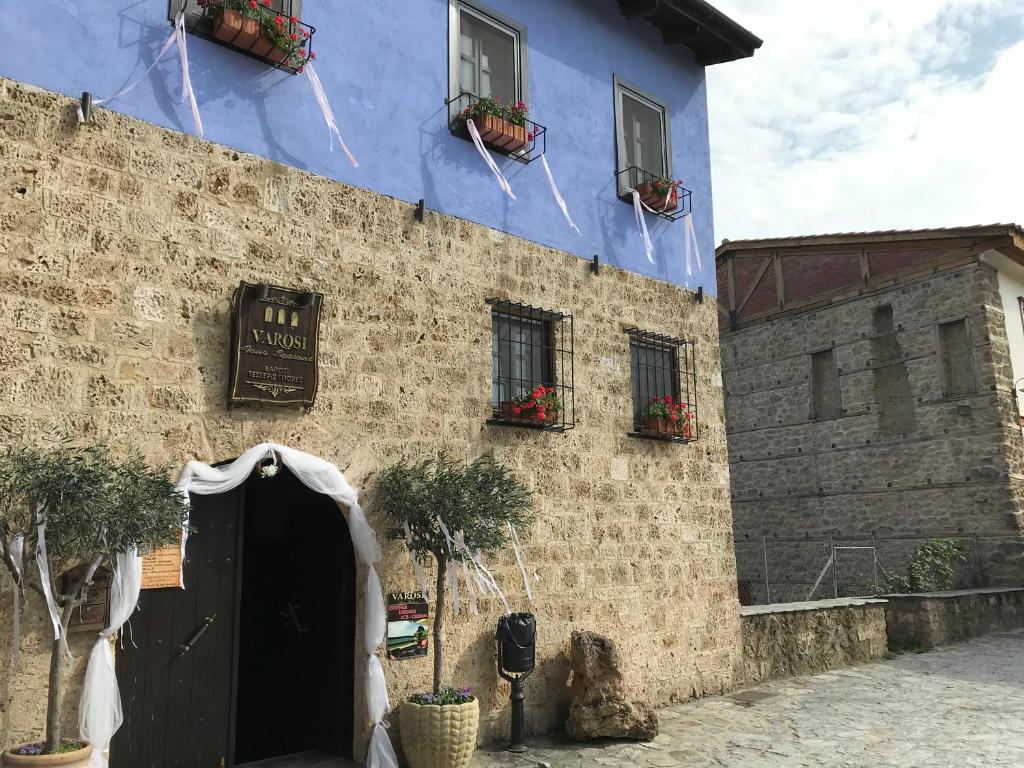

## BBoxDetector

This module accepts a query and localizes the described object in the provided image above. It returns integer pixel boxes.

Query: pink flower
[248,0,257,8]
[309,50,316,59]
[512,406,522,415]
[262,0,271,6]
[289,15,299,23]
[274,14,284,24]
[536,409,546,420]
[527,131,535,140]
[290,32,299,40]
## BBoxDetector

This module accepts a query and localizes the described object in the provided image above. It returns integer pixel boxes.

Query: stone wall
[739,599,888,684]
[722,262,1024,598]
[0,77,741,754]
[884,587,1024,650]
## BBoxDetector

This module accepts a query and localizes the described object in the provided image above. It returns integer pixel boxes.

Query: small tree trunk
[45,634,66,753]
[432,555,447,695]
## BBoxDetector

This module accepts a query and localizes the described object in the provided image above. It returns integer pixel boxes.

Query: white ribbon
[78,15,202,137]
[471,552,512,615]
[507,523,533,603]
[35,522,62,641]
[632,190,655,264]
[683,213,702,279]
[402,521,429,601]
[466,119,516,199]
[173,13,203,137]
[10,534,24,665]
[540,155,580,235]
[305,61,359,168]
[453,531,478,615]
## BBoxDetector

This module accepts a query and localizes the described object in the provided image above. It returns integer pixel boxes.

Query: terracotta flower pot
[3,743,93,767]
[500,401,557,425]
[471,115,528,152]
[212,9,260,49]
[401,699,479,768]
[636,181,678,212]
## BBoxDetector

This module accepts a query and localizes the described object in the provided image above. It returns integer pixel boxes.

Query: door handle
[176,615,215,657]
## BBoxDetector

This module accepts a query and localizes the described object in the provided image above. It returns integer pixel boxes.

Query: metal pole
[507,675,527,752]
[872,534,879,594]
[830,537,838,598]
[762,537,771,604]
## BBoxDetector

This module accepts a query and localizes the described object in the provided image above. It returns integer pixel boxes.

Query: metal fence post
[871,533,879,594]
[830,536,838,598]
[762,537,771,604]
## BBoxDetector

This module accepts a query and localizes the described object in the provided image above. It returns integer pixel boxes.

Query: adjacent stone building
[716,225,1024,603]
[0,0,762,763]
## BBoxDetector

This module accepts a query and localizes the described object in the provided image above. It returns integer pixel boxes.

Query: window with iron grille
[627,328,697,443]
[488,299,574,432]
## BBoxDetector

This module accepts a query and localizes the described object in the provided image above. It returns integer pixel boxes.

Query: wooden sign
[229,281,323,410]
[141,537,183,590]
[386,591,430,660]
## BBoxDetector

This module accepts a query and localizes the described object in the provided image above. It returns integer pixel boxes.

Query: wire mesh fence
[734,533,1000,606]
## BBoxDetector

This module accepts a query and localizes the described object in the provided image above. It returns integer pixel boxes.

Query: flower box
[212,8,260,47]
[636,181,678,212]
[640,416,678,436]
[201,0,314,73]
[472,115,528,152]
[500,400,557,425]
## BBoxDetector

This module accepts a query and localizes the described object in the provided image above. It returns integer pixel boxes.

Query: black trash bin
[497,612,536,675]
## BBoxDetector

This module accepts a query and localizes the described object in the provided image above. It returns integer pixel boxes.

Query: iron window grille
[616,166,693,222]
[446,92,548,164]
[170,0,314,75]
[627,328,698,443]
[488,299,574,432]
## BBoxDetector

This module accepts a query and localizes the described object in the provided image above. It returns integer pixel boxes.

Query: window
[938,319,975,397]
[627,328,698,442]
[811,349,841,420]
[614,76,672,197]
[488,299,574,431]
[173,0,303,24]
[871,304,916,435]
[448,1,525,116]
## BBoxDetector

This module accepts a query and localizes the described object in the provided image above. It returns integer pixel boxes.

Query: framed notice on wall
[386,591,430,660]
[140,532,183,590]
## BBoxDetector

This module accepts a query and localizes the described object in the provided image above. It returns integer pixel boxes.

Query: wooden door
[112,488,244,768]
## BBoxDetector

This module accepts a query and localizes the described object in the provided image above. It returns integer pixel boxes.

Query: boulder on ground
[565,630,658,741]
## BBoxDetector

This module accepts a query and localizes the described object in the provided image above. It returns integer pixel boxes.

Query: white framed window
[614,75,672,196]
[448,1,526,117]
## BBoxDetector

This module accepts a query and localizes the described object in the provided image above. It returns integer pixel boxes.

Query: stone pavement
[472,630,1024,767]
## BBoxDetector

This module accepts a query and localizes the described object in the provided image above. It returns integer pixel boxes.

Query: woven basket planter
[3,743,93,767]
[400,699,480,768]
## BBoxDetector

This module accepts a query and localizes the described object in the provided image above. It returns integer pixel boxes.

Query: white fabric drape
[683,213,702,279]
[305,61,359,168]
[172,443,396,768]
[539,154,580,235]
[79,551,143,768]
[35,521,62,641]
[631,190,655,264]
[77,14,203,137]
[466,119,516,199]
[9,533,24,665]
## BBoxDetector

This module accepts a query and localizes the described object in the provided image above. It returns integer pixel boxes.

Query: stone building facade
[0,78,743,758]
[716,226,1024,603]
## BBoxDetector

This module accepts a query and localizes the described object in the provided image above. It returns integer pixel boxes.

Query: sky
[705,0,1024,244]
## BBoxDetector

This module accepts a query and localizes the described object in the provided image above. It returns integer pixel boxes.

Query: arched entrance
[112,462,356,767]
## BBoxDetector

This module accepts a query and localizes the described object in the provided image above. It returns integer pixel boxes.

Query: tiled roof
[716,223,1024,256]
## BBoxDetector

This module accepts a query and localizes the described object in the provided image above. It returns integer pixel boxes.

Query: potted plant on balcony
[0,444,187,767]
[640,395,694,438]
[377,454,534,768]
[636,176,685,212]
[198,0,315,72]
[500,384,562,425]
[457,96,532,152]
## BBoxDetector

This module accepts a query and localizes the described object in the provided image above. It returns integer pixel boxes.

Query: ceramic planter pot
[212,9,260,49]
[401,699,480,768]
[471,115,528,152]
[636,181,678,212]
[3,743,93,767]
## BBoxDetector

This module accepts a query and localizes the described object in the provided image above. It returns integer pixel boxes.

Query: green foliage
[378,453,534,562]
[885,538,966,593]
[408,686,474,706]
[0,443,187,594]
[455,96,530,127]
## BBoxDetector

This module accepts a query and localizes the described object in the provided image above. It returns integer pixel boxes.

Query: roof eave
[617,0,763,66]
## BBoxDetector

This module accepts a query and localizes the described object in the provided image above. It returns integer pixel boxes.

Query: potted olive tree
[0,444,186,767]
[376,454,533,768]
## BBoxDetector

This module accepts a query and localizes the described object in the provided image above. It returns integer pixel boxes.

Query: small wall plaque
[229,282,324,410]
[140,533,184,590]
[387,591,430,660]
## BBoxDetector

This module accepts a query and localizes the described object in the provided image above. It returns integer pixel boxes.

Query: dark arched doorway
[113,465,356,767]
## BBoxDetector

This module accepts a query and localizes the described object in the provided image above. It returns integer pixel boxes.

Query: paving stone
[472,630,1024,767]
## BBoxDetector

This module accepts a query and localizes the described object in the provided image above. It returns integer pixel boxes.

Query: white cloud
[707,0,1024,242]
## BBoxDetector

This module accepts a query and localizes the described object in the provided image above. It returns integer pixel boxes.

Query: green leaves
[886,537,966,593]
[0,444,187,593]
[377,453,534,565]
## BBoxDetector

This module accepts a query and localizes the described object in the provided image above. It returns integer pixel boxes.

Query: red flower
[297,65,305,73]
[663,395,673,404]
[289,15,299,22]
[262,0,271,6]
[512,406,522,415]
[309,50,316,59]
[248,0,257,8]
[290,32,299,40]
[527,131,535,140]
[274,14,284,24]
[524,400,535,409]
[536,409,546,420]
[302,28,310,37]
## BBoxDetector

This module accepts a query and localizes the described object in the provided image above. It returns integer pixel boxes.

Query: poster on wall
[386,591,430,660]
[140,532,183,590]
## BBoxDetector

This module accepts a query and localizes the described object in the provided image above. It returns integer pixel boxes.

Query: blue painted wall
[3,0,716,293]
